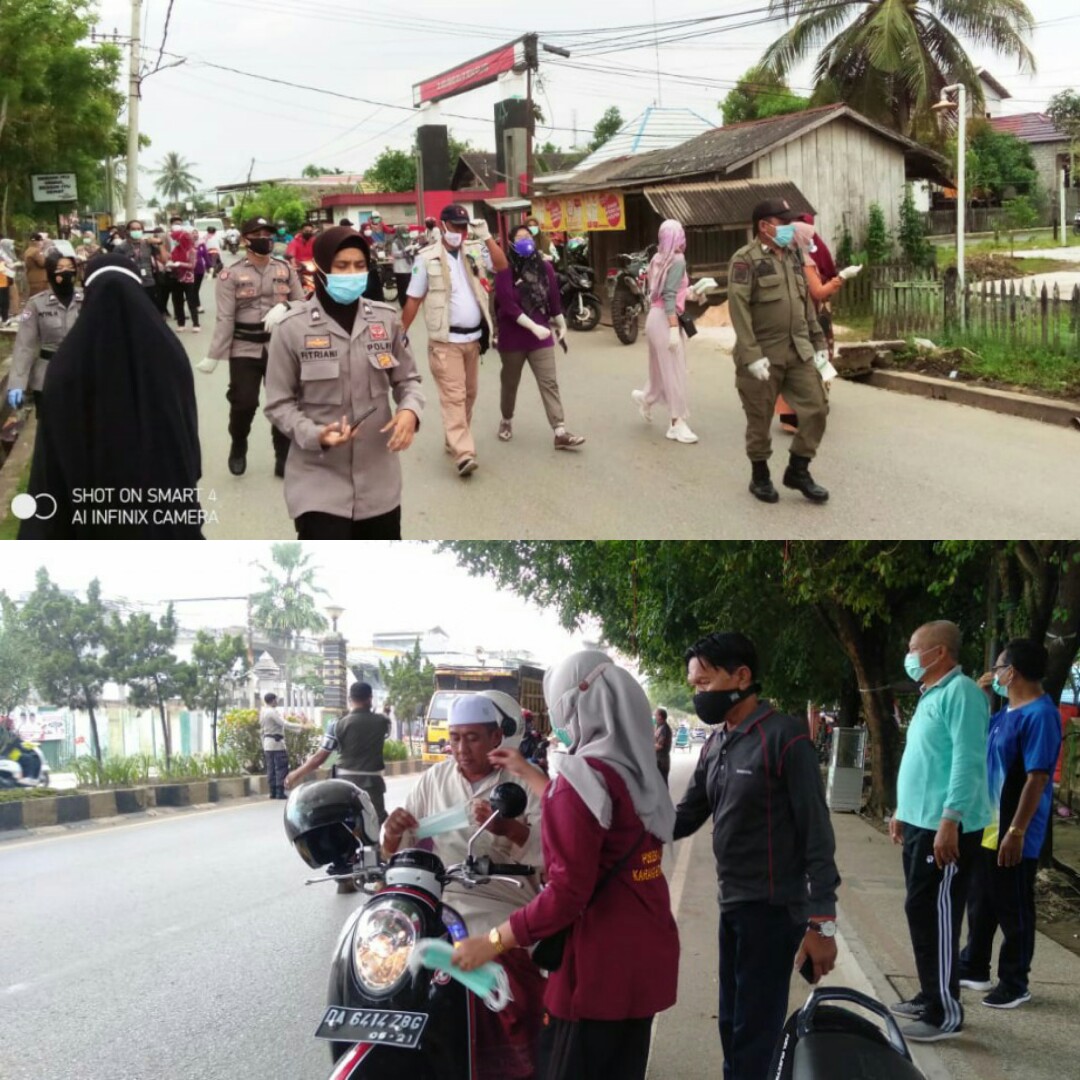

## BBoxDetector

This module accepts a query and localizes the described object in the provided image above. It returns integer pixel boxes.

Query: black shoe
[982,985,1031,1009]
[228,443,247,476]
[749,461,779,503]
[783,454,829,503]
[274,457,286,479]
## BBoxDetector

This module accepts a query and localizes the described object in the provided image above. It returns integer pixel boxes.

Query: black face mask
[53,271,77,296]
[693,684,760,726]
[247,237,273,255]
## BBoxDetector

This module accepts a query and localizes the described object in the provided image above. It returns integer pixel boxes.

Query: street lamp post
[934,83,967,331]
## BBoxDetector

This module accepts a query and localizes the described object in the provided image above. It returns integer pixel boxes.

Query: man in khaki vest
[728,199,830,504]
[401,204,507,478]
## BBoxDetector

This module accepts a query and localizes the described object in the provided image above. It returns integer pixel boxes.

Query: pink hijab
[648,219,687,302]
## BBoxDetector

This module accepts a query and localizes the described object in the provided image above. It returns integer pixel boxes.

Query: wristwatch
[488,926,505,954]
[1007,825,1025,838]
[808,920,837,939]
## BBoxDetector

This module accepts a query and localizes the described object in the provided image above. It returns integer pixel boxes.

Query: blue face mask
[903,651,926,682]
[772,224,796,248]
[323,272,368,304]
[512,237,537,258]
[992,669,1011,697]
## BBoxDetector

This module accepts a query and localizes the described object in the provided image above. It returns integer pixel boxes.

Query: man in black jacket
[674,632,841,1080]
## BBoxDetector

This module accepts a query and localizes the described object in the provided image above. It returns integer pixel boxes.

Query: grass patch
[833,313,876,341]
[0,456,32,540]
[0,787,61,803]
[895,333,1080,399]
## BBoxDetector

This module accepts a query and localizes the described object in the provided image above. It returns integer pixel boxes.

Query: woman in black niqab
[18,254,204,539]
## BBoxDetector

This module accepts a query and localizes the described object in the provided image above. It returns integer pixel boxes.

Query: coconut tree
[153,151,201,210]
[759,0,1035,140]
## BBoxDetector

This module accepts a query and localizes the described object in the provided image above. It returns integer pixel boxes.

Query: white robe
[398,760,545,935]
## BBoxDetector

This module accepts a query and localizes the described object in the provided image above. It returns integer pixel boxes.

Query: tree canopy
[966,123,1039,202]
[759,0,1036,140]
[721,67,811,126]
[589,107,624,152]
[378,639,435,726]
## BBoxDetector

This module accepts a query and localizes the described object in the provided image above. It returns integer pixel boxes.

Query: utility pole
[125,0,143,221]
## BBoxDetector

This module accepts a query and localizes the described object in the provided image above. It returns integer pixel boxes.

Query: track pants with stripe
[901,823,983,1030]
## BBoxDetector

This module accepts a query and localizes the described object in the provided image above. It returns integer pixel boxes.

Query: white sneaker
[666,419,698,444]
[631,389,652,423]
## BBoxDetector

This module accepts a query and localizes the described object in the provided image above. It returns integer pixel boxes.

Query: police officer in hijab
[264,226,424,540]
[8,248,83,415]
[18,254,203,540]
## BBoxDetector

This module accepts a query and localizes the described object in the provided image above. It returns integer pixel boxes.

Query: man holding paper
[382,693,546,1078]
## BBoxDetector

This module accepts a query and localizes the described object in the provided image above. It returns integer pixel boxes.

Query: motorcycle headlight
[352,900,420,995]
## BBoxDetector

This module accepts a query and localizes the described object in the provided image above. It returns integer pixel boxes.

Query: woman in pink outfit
[166,228,199,332]
[631,219,697,443]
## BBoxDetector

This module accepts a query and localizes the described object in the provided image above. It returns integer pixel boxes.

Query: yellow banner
[535,191,625,232]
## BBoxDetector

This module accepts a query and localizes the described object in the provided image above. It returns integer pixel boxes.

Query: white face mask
[443,229,463,249]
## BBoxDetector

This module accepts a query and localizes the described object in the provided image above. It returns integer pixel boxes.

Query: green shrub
[836,223,855,269]
[0,787,61,802]
[71,754,152,789]
[219,706,320,772]
[898,185,932,267]
[383,739,409,762]
[864,203,892,264]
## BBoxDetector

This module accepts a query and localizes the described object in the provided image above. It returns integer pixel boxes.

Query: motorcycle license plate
[315,1006,428,1049]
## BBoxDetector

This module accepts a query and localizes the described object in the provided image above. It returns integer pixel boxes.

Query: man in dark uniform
[654,707,673,787]
[198,216,304,477]
[728,200,831,505]
[285,681,391,822]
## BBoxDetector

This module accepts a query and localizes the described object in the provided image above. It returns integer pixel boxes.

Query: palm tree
[153,152,201,209]
[249,544,329,706]
[759,0,1035,139]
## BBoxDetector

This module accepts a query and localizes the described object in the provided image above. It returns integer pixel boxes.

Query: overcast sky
[88,0,1079,197]
[0,542,598,665]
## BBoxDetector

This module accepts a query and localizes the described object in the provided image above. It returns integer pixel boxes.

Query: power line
[152,0,177,75]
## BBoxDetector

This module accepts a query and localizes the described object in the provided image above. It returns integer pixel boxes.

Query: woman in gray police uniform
[264,226,424,540]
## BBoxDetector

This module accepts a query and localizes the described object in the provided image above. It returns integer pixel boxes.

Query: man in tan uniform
[729,199,830,504]
[400,203,507,478]
[199,216,304,477]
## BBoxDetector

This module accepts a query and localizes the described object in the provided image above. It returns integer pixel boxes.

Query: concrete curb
[857,369,1080,429]
[0,758,430,832]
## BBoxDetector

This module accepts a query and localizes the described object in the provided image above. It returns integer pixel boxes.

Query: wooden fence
[871,270,1080,356]
[833,261,936,319]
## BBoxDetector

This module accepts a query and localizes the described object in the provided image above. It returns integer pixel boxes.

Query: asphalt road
[2,758,699,1080]
[176,261,1079,539]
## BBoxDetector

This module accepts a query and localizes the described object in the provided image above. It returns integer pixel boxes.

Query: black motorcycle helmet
[284,779,380,868]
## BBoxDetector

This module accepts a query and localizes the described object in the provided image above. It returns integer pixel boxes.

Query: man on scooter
[383,694,546,1079]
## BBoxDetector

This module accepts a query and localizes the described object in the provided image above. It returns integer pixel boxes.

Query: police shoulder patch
[367,299,397,312]
[219,270,230,281]
[731,261,751,286]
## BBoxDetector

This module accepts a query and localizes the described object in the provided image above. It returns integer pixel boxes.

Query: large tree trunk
[155,676,172,766]
[837,663,861,728]
[825,605,901,816]
[85,695,103,764]
[1041,542,1080,707]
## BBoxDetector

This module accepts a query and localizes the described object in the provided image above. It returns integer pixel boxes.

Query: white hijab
[544,650,675,843]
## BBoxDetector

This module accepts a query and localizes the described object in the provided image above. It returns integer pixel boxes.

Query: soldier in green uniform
[199,216,304,477]
[728,199,831,504]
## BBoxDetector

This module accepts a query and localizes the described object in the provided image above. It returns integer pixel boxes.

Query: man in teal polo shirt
[888,620,991,1043]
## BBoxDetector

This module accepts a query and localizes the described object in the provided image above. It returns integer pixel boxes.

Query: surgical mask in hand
[409,939,511,1012]
[512,237,537,258]
[323,272,368,304]
[443,230,463,249]
[772,224,796,248]
[414,801,472,839]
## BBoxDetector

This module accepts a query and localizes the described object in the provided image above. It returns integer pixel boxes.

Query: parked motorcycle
[769,988,925,1080]
[0,733,50,790]
[608,244,656,345]
[377,258,398,303]
[299,259,317,300]
[554,241,600,331]
[285,778,535,1080]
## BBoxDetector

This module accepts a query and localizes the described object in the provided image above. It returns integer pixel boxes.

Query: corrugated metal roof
[988,113,1067,144]
[643,179,814,227]
[570,107,717,171]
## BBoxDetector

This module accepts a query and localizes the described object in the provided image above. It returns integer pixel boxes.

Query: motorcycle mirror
[489,782,527,820]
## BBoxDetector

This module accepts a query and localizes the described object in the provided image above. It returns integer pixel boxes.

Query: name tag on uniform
[368,324,388,341]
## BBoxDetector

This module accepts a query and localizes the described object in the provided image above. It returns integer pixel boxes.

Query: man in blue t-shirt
[959,638,1062,1010]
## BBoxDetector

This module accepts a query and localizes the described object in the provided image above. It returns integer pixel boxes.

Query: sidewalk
[650,811,1080,1080]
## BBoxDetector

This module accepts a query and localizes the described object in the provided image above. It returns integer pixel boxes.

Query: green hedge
[220,708,320,773]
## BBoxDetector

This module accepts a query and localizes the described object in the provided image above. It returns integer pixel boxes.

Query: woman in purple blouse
[493,223,585,450]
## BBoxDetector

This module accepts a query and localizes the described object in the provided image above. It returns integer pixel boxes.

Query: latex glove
[552,314,568,344]
[516,313,550,341]
[7,388,24,409]
[196,356,219,374]
[690,276,718,296]
[838,264,863,281]
[470,219,491,243]
[263,302,290,330]
[668,325,681,351]
[747,357,771,381]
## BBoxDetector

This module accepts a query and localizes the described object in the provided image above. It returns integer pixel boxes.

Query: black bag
[678,310,697,338]
[531,827,648,972]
